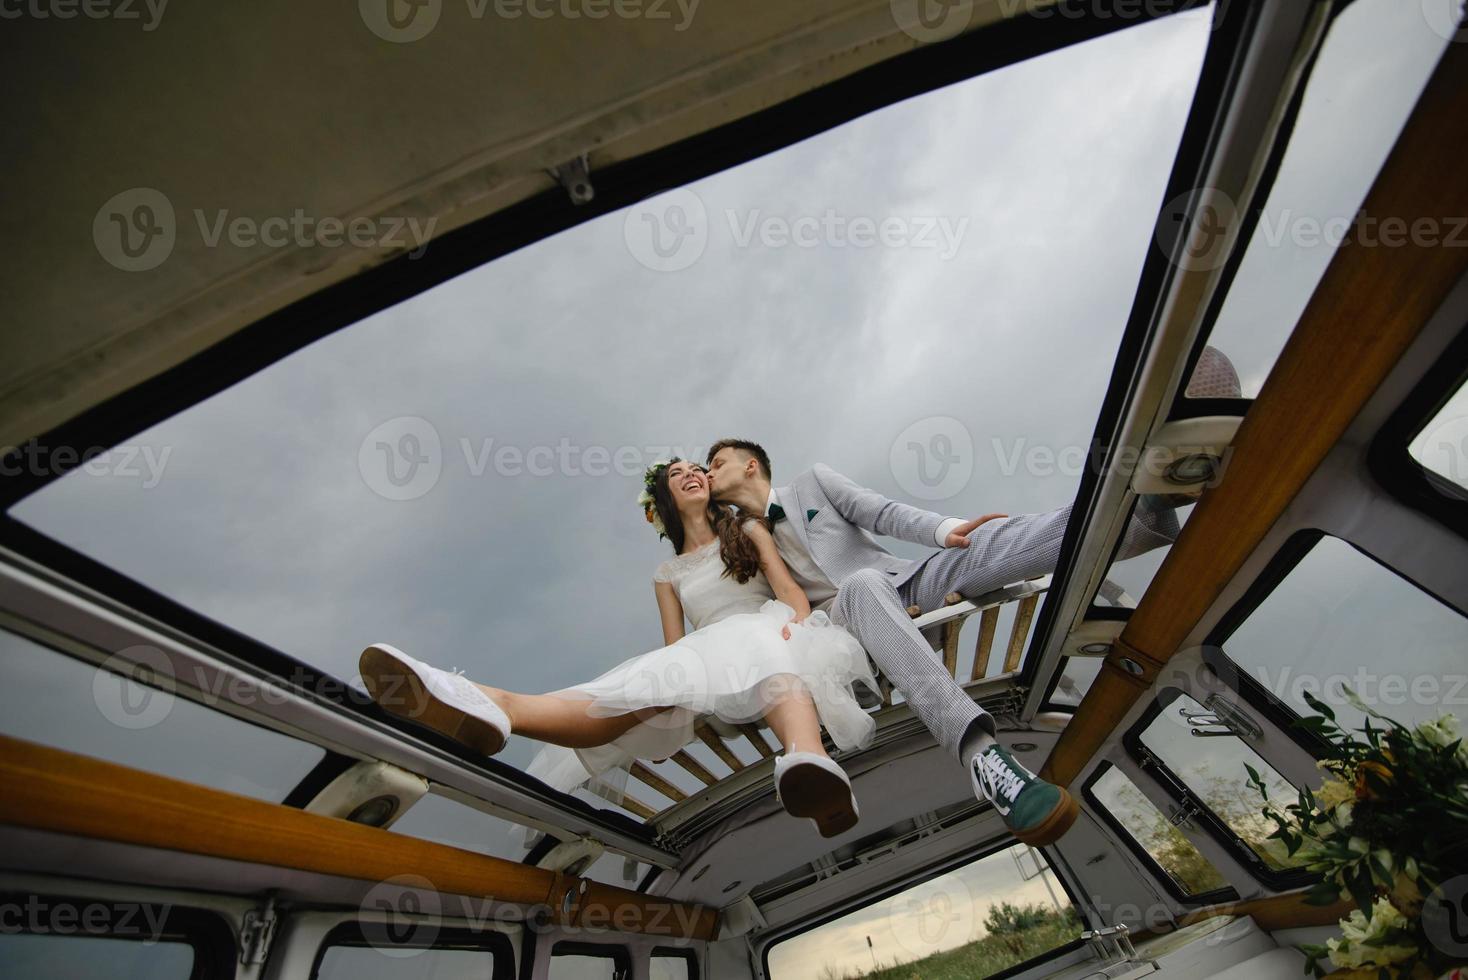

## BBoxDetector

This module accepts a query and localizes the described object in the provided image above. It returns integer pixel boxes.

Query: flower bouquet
[1246,688,1468,978]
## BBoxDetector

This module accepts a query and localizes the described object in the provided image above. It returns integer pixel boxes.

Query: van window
[1195,0,1451,398]
[549,942,630,980]
[0,629,324,802]
[1134,692,1308,878]
[1409,376,1468,492]
[0,894,233,980]
[1222,536,1468,733]
[766,842,1082,979]
[316,944,490,979]
[1084,762,1232,899]
[311,923,512,980]
[0,932,194,980]
[650,947,697,979]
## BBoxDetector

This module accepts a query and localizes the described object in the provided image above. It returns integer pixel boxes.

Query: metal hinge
[653,826,692,854]
[240,892,279,967]
[1134,746,1203,828]
[1081,923,1158,974]
[549,154,594,205]
[1168,798,1204,828]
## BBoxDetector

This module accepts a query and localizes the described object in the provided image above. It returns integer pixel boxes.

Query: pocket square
[806,508,819,522]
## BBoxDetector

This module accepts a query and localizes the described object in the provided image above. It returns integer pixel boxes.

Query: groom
[705,438,1182,846]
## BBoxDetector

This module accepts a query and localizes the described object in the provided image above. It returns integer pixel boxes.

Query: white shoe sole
[359,644,508,757]
[776,755,859,838]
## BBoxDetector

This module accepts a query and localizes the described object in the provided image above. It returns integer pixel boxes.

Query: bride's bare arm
[655,580,686,645]
[744,520,812,629]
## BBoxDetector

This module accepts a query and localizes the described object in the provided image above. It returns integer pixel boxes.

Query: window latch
[1081,923,1158,974]
[1168,798,1204,828]
[1180,695,1263,741]
[240,891,279,966]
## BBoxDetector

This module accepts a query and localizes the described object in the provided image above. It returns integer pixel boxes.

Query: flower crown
[636,457,680,539]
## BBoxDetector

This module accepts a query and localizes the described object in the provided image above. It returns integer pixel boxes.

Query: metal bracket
[1081,922,1158,974]
[1134,744,1207,828]
[549,154,594,205]
[1180,694,1263,740]
[535,836,606,877]
[1167,798,1204,828]
[240,891,279,967]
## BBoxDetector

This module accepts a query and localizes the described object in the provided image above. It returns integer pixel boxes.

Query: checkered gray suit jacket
[773,463,954,589]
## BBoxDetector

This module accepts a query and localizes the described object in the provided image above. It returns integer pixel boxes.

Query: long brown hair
[651,460,765,584]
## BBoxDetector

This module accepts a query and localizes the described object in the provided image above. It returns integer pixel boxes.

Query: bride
[358,458,880,837]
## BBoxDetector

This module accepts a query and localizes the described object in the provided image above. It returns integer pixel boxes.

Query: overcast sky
[4,0,1460,925]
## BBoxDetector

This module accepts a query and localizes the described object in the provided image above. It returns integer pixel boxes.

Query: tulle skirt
[525,600,878,806]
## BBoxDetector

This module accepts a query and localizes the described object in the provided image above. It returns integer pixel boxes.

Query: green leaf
[1303,690,1336,721]
[1300,944,1329,978]
[1303,881,1342,906]
[1346,863,1376,919]
[1368,853,1393,886]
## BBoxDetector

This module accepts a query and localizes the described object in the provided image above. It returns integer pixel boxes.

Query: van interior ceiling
[3,1,1467,979]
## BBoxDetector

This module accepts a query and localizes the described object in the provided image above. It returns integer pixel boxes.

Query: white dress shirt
[765,488,965,612]
[767,488,838,612]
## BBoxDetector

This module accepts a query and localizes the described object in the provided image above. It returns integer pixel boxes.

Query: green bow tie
[766,502,786,524]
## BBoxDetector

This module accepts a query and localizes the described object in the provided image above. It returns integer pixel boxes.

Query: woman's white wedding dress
[525,539,878,804]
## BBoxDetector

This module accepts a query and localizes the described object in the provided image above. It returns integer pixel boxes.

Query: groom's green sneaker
[971,743,1079,846]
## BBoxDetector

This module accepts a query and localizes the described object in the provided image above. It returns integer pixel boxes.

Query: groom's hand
[944,513,1007,548]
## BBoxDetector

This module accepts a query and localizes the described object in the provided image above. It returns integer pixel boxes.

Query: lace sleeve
[653,559,677,585]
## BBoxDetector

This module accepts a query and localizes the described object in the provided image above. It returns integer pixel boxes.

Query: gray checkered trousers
[772,465,1178,761]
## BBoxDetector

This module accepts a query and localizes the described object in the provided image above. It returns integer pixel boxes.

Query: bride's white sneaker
[774,751,859,838]
[358,643,511,757]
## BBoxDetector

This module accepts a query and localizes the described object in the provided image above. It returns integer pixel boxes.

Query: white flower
[1416,713,1468,760]
[1315,774,1355,812]
[1403,855,1420,882]
[1326,898,1416,970]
